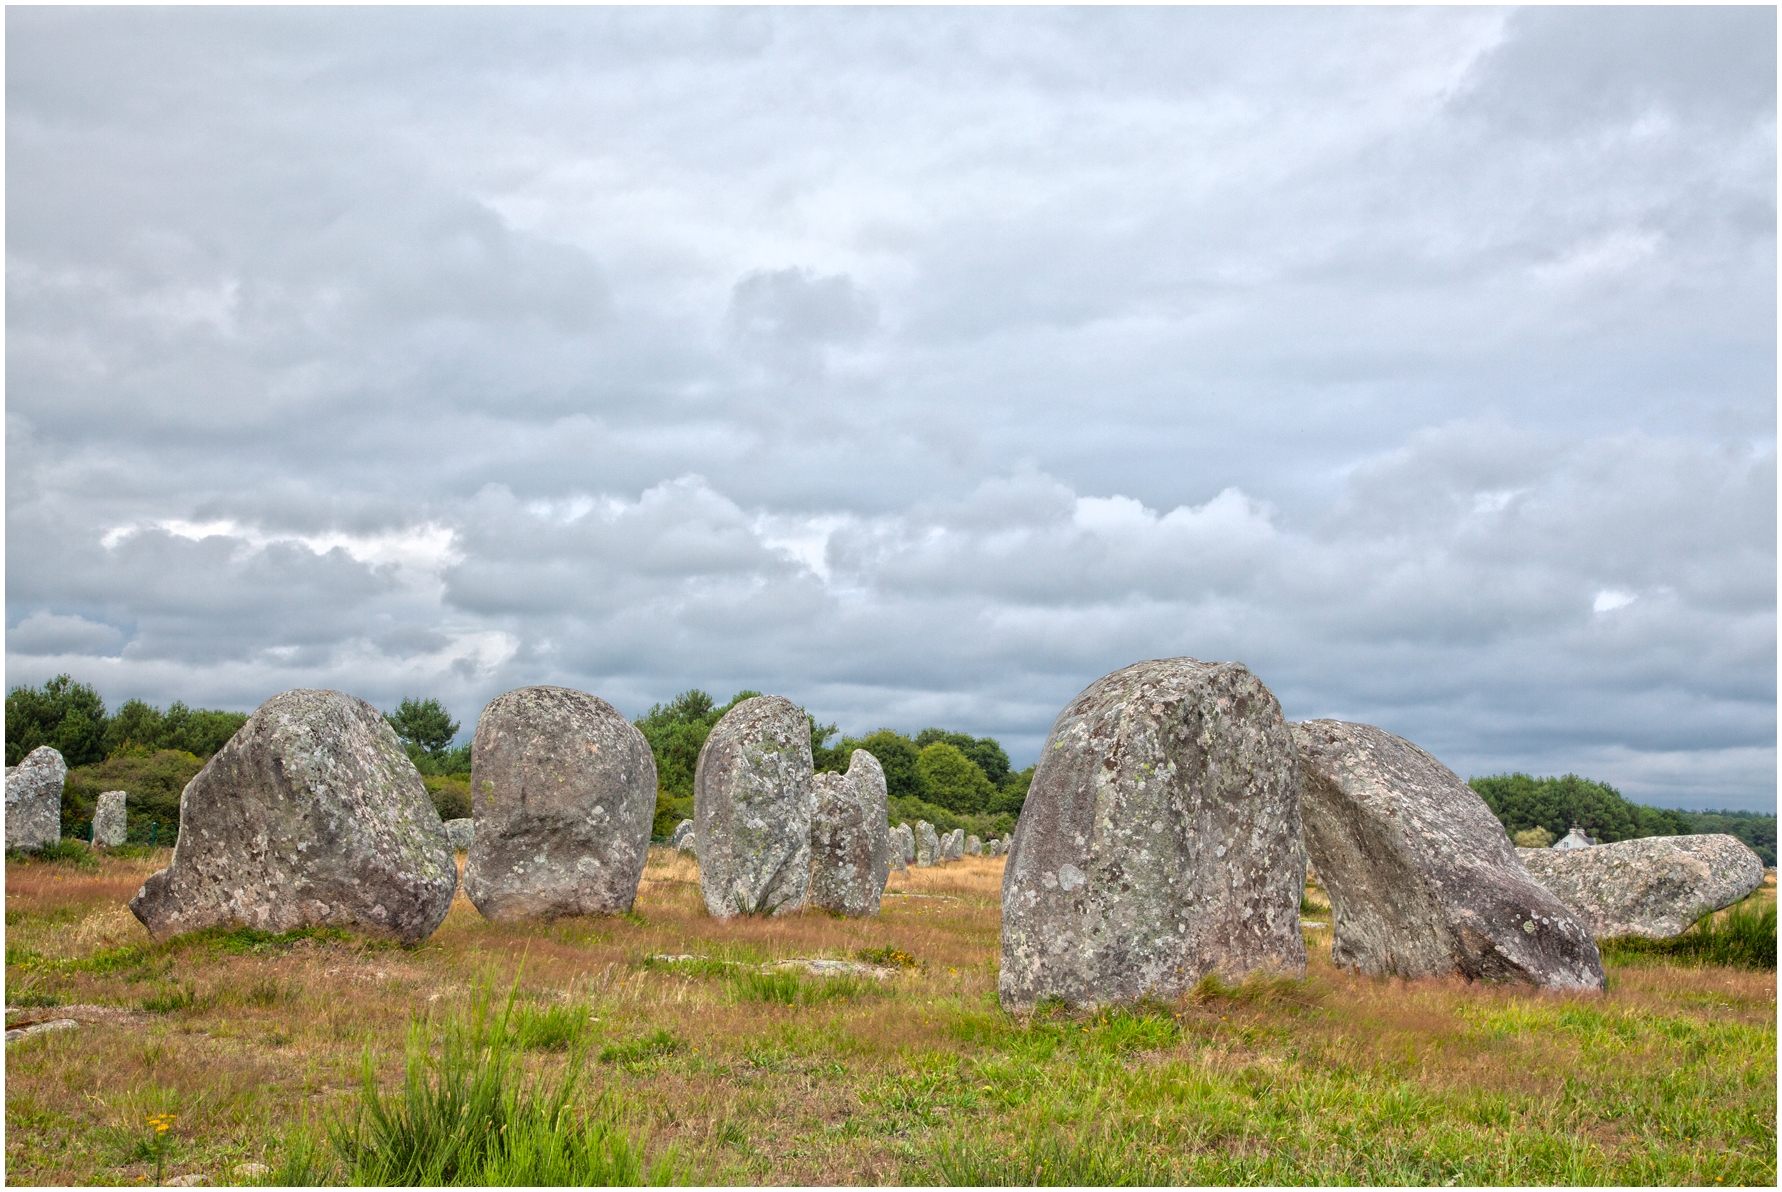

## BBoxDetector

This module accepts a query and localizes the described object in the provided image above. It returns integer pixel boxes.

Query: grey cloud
[6,8,1772,809]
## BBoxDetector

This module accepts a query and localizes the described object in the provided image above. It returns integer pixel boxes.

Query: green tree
[914,728,1011,786]
[915,742,995,814]
[992,765,1035,815]
[849,730,925,802]
[387,698,461,756]
[6,674,108,766]
[1470,773,1690,844]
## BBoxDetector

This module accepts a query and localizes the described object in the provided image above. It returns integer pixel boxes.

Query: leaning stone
[694,695,814,918]
[129,690,456,943]
[915,820,940,867]
[965,834,982,856]
[444,818,474,850]
[1293,719,1603,991]
[93,791,127,848]
[463,686,656,920]
[1001,658,1306,1013]
[896,822,915,864]
[671,818,696,852]
[1518,835,1765,939]
[5,746,66,850]
[945,828,965,861]
[809,751,890,917]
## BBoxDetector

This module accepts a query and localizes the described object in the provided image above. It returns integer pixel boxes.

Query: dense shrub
[61,750,204,837]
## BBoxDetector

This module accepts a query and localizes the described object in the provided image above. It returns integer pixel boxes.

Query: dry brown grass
[4,848,1774,1186]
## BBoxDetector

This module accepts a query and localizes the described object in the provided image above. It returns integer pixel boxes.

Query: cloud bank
[7,8,1774,809]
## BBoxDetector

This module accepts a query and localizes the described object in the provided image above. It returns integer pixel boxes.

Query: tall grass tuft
[1602,896,1777,971]
[329,975,675,1186]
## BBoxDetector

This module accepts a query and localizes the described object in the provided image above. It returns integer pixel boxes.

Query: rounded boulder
[463,686,656,920]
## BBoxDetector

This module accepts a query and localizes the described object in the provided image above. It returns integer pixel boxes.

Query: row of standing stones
[4,659,1764,1013]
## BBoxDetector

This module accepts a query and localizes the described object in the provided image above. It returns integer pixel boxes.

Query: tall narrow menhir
[1001,658,1306,1012]
[694,695,814,918]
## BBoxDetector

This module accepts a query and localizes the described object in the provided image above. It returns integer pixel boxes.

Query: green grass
[598,1028,683,1067]
[509,1001,594,1051]
[327,976,675,1185]
[730,968,877,1006]
[1600,896,1777,971]
[5,839,99,869]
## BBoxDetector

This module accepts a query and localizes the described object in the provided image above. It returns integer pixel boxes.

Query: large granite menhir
[463,686,656,920]
[1001,658,1306,1013]
[809,750,890,917]
[130,690,456,943]
[695,695,814,918]
[1293,719,1604,991]
[5,746,66,850]
[1519,834,1765,939]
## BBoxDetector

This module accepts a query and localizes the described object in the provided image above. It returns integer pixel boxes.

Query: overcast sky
[7,7,1775,810]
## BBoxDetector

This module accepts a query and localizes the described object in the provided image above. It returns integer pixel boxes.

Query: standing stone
[93,791,127,847]
[1518,835,1765,939]
[809,750,890,917]
[915,820,940,867]
[965,834,982,856]
[695,695,815,919]
[5,746,66,850]
[896,822,915,864]
[445,818,474,850]
[1001,658,1306,1013]
[887,826,908,874]
[671,818,696,852]
[129,690,456,943]
[1293,719,1603,990]
[944,828,965,861]
[463,687,656,920]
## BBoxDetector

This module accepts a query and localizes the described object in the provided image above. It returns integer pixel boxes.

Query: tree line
[12,676,1769,864]
[1471,772,1776,866]
[5,675,249,768]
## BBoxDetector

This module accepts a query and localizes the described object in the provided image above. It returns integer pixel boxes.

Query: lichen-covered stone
[915,820,939,867]
[895,822,914,864]
[94,791,127,847]
[445,818,474,850]
[463,686,656,920]
[671,819,695,852]
[1001,658,1306,1013]
[965,834,982,856]
[1518,835,1765,939]
[695,695,814,918]
[809,750,890,917]
[944,828,965,861]
[129,690,455,943]
[5,746,66,850]
[887,826,908,875]
[1293,719,1603,991]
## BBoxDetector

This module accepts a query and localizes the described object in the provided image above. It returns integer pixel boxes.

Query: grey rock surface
[671,818,695,852]
[695,695,815,918]
[895,822,915,864]
[915,820,939,867]
[93,791,127,847]
[1002,658,1306,1012]
[944,828,965,861]
[129,690,456,943]
[965,834,982,856]
[445,818,474,850]
[1518,835,1765,939]
[809,750,890,917]
[5,746,66,850]
[887,826,908,875]
[463,686,656,920]
[1294,719,1603,990]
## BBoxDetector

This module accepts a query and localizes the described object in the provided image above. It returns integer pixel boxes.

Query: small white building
[1551,826,1598,851]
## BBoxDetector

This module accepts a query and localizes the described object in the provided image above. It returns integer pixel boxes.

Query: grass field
[5,849,1775,1186]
